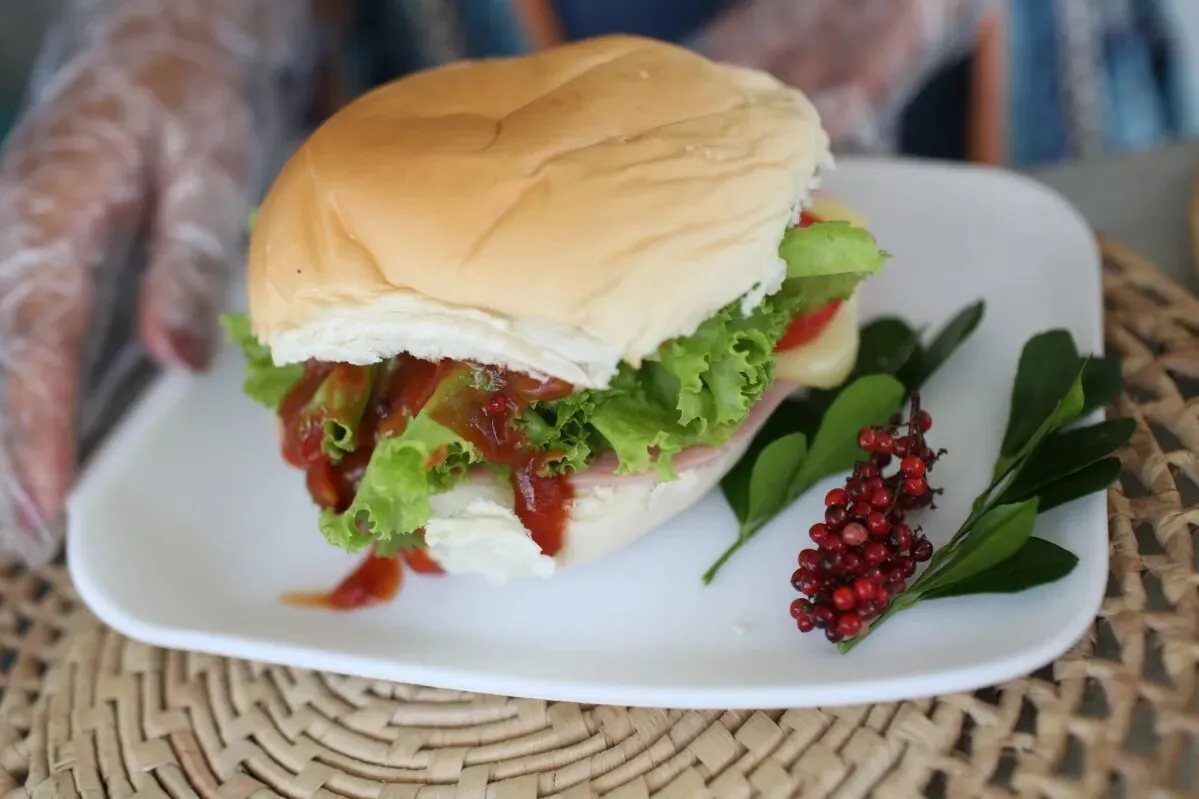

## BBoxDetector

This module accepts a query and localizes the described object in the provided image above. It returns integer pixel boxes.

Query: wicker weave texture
[0,238,1196,798]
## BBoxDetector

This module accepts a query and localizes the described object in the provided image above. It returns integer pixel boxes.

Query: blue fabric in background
[554,0,732,44]
[1006,0,1069,166]
[1141,0,1199,138]
[456,0,529,57]
[351,0,436,91]
[1006,0,1180,166]
[1103,14,1170,152]
[354,0,732,77]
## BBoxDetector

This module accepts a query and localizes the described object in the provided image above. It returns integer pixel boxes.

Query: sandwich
[221,35,887,583]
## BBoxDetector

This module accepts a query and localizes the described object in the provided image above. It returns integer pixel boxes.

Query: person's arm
[694,0,998,153]
[0,0,318,565]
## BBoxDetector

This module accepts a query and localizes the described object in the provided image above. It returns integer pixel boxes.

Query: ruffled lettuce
[523,223,886,476]
[318,410,478,556]
[219,314,303,411]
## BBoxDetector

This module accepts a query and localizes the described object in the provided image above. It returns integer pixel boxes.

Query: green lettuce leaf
[219,313,303,411]
[778,220,889,278]
[524,289,790,478]
[787,273,868,314]
[525,222,885,476]
[318,411,479,556]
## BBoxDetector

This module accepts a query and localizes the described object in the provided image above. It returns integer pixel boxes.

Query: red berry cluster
[790,395,945,643]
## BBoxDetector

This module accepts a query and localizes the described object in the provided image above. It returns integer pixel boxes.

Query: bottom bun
[422,436,752,583]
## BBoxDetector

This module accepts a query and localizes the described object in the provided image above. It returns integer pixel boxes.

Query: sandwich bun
[246,34,831,390]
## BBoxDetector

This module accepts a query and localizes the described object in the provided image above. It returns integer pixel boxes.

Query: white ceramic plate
[68,158,1106,710]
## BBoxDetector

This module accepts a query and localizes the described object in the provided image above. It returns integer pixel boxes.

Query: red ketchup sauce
[775,209,842,353]
[277,355,574,609]
[428,369,575,558]
[280,545,402,610]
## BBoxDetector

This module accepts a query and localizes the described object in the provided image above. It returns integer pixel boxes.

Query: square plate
[67,157,1106,709]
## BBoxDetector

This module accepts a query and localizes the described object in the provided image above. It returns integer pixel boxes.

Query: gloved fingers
[0,0,317,567]
[775,0,973,101]
[0,66,150,563]
[0,297,90,564]
[698,2,817,78]
[700,0,986,148]
[138,105,253,372]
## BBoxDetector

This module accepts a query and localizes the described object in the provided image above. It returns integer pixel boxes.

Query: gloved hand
[697,0,996,152]
[0,0,317,566]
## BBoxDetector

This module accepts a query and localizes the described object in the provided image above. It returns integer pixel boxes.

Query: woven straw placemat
[0,237,1197,799]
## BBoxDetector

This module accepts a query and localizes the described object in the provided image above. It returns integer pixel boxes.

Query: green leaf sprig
[838,330,1131,652]
[704,301,986,584]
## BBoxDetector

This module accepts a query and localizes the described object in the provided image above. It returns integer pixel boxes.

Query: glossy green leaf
[998,419,1135,505]
[718,460,753,526]
[857,318,923,380]
[900,300,985,389]
[921,499,1040,593]
[709,376,901,584]
[993,361,1087,482]
[719,401,806,523]
[923,538,1078,599]
[1034,457,1123,513]
[707,432,810,584]
[792,374,906,492]
[1001,330,1082,457]
[746,433,809,530]
[1080,356,1124,417]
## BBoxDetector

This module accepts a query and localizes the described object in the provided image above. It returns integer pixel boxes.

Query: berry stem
[703,516,771,584]
[837,591,921,653]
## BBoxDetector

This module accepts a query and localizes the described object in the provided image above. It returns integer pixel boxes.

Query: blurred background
[3,0,1199,167]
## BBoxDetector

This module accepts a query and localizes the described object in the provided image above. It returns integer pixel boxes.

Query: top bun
[247,35,830,389]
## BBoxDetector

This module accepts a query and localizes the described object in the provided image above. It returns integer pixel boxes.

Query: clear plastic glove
[697,0,997,152]
[0,0,318,566]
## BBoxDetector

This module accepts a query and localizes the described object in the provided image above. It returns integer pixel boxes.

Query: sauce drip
[280,533,445,611]
[281,545,402,610]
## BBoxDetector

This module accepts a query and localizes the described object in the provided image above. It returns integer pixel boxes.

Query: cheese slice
[774,193,868,388]
[774,293,859,388]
